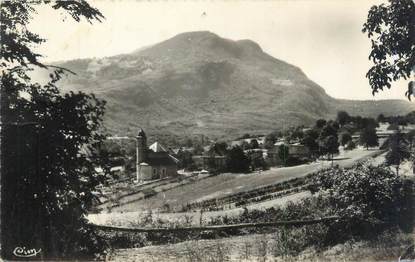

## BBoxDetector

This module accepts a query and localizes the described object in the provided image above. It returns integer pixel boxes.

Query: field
[89,147,384,226]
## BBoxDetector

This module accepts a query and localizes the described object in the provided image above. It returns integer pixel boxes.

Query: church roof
[149,142,167,152]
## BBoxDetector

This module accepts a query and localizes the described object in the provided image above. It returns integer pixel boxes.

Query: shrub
[310,163,414,239]
[271,224,329,257]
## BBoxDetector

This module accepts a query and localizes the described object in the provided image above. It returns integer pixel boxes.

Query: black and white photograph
[1,0,414,261]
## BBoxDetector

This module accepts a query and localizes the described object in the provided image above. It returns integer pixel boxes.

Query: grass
[106,229,414,262]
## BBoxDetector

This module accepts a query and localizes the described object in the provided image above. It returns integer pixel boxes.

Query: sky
[28,0,408,100]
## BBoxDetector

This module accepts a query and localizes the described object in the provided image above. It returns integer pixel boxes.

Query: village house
[136,129,178,182]
[192,154,227,171]
[171,146,195,155]
[266,140,310,166]
[230,136,266,147]
[286,142,310,157]
[110,166,125,175]
[244,148,268,170]
[244,148,267,161]
[266,148,281,166]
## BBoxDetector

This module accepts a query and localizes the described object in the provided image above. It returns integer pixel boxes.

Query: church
[136,129,178,182]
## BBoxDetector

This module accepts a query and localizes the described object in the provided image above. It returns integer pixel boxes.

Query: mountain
[53,31,415,141]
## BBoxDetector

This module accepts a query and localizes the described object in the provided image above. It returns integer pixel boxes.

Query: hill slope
[55,31,415,140]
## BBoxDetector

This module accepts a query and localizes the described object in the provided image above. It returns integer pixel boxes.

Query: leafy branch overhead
[1,0,104,69]
[362,0,415,99]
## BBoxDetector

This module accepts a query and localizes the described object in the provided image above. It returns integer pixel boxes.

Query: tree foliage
[318,122,339,161]
[278,144,289,166]
[1,0,108,259]
[264,133,278,149]
[287,127,304,143]
[362,0,415,99]
[385,129,411,175]
[250,139,259,149]
[1,1,103,69]
[176,149,194,169]
[406,129,415,150]
[336,111,351,127]
[377,113,386,123]
[315,119,327,129]
[359,126,379,150]
[208,141,228,156]
[339,131,352,147]
[226,146,250,173]
[355,117,378,130]
[301,129,320,158]
[381,112,415,126]
[311,163,414,238]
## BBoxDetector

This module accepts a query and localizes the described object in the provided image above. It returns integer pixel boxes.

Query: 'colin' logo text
[13,247,41,257]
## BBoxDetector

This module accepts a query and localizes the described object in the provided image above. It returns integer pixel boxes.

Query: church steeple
[136,128,147,164]
[136,128,148,183]
[137,128,146,139]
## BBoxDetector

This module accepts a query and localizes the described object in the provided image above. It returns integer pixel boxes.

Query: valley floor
[89,147,384,227]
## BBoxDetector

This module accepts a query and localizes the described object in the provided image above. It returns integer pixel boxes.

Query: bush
[199,164,414,253]
[310,163,414,239]
[271,224,330,257]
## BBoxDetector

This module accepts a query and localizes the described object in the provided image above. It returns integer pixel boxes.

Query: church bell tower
[136,128,147,182]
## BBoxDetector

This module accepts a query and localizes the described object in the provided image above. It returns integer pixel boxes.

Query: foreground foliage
[101,163,414,259]
[1,0,109,259]
[311,163,414,240]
